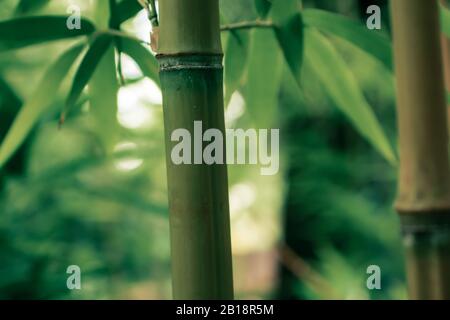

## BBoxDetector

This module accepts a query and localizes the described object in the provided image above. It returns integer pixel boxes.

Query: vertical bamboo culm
[441,0,450,124]
[391,0,450,299]
[157,0,234,299]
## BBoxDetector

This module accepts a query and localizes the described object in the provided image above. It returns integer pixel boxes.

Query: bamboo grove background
[0,0,449,299]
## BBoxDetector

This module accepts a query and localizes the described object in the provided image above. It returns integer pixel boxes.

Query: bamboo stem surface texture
[157,0,234,299]
[391,0,450,299]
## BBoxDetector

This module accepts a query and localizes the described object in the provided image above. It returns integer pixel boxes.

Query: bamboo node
[158,54,223,71]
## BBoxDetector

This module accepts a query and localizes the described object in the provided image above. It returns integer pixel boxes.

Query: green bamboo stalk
[390,0,450,299]
[157,0,234,299]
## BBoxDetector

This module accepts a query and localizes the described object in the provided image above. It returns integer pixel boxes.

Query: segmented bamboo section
[391,0,450,300]
[157,0,234,299]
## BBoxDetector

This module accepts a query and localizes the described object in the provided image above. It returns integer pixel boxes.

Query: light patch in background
[121,54,142,79]
[117,79,161,129]
[121,52,162,105]
[133,9,153,45]
[229,183,273,253]
[117,9,161,131]
[225,91,245,127]
[228,173,283,255]
[114,141,143,172]
[229,183,256,216]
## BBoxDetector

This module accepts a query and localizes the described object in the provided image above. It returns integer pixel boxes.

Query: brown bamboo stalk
[441,0,450,125]
[390,0,450,300]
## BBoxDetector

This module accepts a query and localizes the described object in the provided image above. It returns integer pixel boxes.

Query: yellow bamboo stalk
[391,0,450,299]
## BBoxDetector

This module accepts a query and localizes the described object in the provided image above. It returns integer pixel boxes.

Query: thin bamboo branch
[220,20,274,32]
[278,245,339,299]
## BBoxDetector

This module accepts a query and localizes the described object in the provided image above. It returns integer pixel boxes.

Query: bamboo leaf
[119,37,160,86]
[65,33,114,116]
[246,28,283,128]
[0,16,95,51]
[89,44,119,151]
[304,28,396,164]
[271,0,304,86]
[0,77,21,110]
[0,77,22,146]
[254,0,272,18]
[220,0,259,24]
[117,0,143,25]
[0,43,84,168]
[303,9,392,70]
[15,0,49,14]
[224,30,249,105]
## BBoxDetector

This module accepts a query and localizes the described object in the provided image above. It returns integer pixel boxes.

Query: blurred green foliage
[2,0,447,300]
